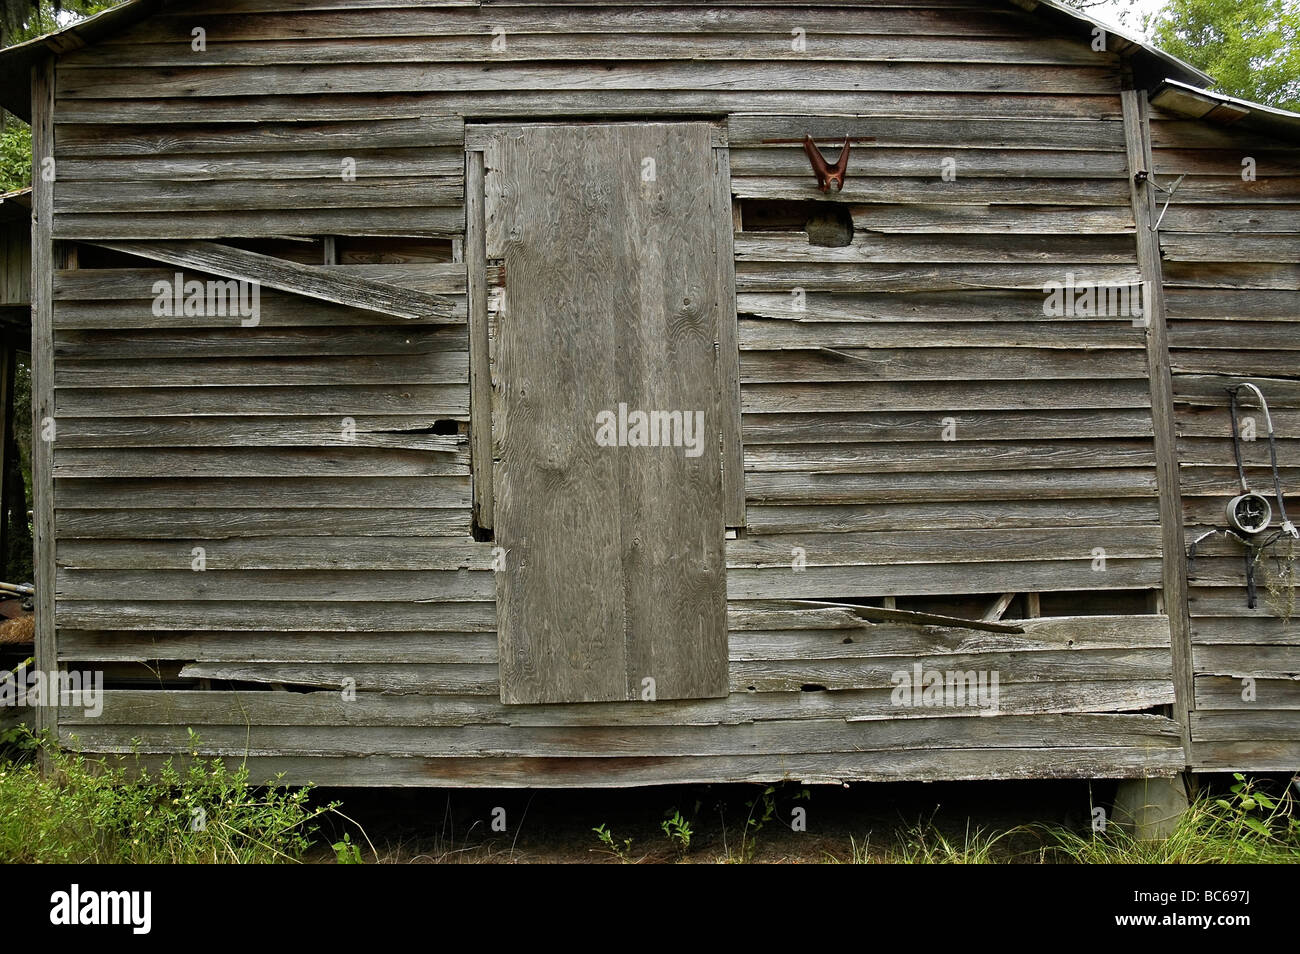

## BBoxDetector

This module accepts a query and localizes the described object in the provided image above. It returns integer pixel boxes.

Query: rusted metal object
[801,135,851,192]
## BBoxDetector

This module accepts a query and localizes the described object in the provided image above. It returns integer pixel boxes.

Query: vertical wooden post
[713,145,745,528]
[30,59,58,762]
[465,148,493,533]
[1122,89,1194,758]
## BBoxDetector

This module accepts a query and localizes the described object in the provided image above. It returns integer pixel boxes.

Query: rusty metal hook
[802,135,851,193]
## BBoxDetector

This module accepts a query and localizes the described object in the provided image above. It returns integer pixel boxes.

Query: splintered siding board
[1152,104,1300,773]
[487,122,728,704]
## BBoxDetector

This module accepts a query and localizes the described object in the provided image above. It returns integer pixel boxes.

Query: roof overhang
[0,188,31,224]
[0,0,169,122]
[1150,78,1300,141]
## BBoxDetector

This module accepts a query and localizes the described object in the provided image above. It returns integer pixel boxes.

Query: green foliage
[660,809,692,854]
[0,122,29,193]
[332,832,364,864]
[591,823,635,863]
[727,784,809,863]
[0,726,343,863]
[1149,0,1300,111]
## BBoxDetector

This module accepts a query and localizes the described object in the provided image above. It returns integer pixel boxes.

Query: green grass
[0,727,357,864]
[837,778,1300,865]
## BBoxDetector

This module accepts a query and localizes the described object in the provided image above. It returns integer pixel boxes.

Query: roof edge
[0,0,168,122]
[1150,78,1300,142]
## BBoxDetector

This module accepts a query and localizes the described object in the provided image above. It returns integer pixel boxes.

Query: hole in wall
[737,198,854,247]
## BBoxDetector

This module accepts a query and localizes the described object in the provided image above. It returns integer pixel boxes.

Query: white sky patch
[1078,0,1169,39]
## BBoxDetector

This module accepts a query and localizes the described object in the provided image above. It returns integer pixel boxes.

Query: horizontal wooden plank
[55,384,469,417]
[56,352,467,388]
[741,468,1159,505]
[55,207,465,240]
[57,630,496,665]
[52,447,468,479]
[729,115,1127,149]
[79,746,1184,787]
[54,325,469,359]
[59,714,1179,761]
[734,232,1136,263]
[58,681,1178,729]
[731,615,1171,658]
[734,263,1142,293]
[59,177,462,213]
[65,34,1114,68]
[1192,644,1300,678]
[55,63,1121,99]
[55,264,467,300]
[56,568,495,602]
[103,8,1053,45]
[1163,262,1300,291]
[733,649,1173,692]
[1158,205,1300,234]
[744,440,1155,473]
[56,601,495,632]
[1161,233,1300,264]
[733,176,1128,205]
[738,320,1146,350]
[1195,675,1300,710]
[846,204,1134,234]
[746,498,1160,534]
[57,536,489,571]
[54,415,465,451]
[730,146,1128,178]
[742,379,1152,414]
[55,117,466,156]
[56,148,460,181]
[726,559,1162,599]
[56,507,470,539]
[54,93,1126,127]
[727,529,1163,568]
[744,409,1154,443]
[1190,710,1300,741]
[1188,740,1300,773]
[54,475,470,509]
[741,347,1147,382]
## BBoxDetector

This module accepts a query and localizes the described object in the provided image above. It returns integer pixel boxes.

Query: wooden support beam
[714,146,746,528]
[91,239,458,321]
[983,592,1017,622]
[1122,89,1194,758]
[465,148,493,533]
[30,59,57,769]
[1026,592,1042,618]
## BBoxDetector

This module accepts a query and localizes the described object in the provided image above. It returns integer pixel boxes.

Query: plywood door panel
[487,122,728,704]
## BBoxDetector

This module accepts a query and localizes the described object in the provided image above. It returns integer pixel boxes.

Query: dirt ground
[305,777,1120,864]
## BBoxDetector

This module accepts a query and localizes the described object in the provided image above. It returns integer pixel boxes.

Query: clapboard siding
[1152,107,1300,773]
[40,0,1189,786]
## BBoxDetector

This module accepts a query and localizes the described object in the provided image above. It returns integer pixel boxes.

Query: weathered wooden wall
[1150,107,1300,772]
[46,0,1186,785]
[0,219,30,307]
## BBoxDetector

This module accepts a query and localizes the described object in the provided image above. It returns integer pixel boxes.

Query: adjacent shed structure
[2,0,1297,786]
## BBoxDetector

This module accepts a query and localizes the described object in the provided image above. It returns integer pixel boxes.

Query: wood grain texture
[490,123,728,704]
